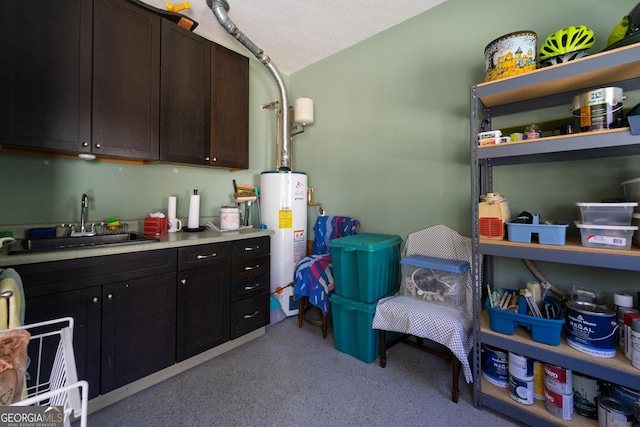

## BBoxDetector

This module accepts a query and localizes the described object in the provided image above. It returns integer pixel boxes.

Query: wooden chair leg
[451,355,461,403]
[321,311,327,338]
[297,297,305,328]
[379,329,387,368]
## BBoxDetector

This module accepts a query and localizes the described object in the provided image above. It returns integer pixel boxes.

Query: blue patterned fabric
[294,216,360,315]
[312,216,361,255]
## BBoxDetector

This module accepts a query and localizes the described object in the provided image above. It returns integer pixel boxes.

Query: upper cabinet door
[92,0,160,160]
[210,43,250,169]
[0,0,92,153]
[159,21,211,165]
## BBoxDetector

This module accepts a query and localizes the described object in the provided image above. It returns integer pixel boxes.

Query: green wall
[1,0,639,298]
[287,0,640,297]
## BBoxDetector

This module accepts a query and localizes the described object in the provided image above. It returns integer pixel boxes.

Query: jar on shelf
[524,124,542,140]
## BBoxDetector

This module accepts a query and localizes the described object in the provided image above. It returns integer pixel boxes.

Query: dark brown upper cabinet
[0,0,92,154]
[210,43,250,169]
[159,20,211,165]
[92,0,160,160]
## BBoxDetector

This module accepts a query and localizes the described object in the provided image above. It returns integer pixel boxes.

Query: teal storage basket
[330,233,402,303]
[329,293,396,363]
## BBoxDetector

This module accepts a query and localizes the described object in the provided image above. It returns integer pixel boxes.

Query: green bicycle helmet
[539,25,596,61]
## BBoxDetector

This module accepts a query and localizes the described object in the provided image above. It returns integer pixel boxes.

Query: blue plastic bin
[485,298,564,346]
[506,215,569,246]
[330,233,402,303]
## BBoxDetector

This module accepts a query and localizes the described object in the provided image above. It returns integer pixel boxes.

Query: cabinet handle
[243,245,260,252]
[212,157,217,162]
[107,293,113,300]
[82,141,89,147]
[205,157,210,161]
[196,253,217,260]
[244,283,260,290]
[93,297,99,303]
[244,264,260,271]
[243,311,259,319]
[180,279,187,285]
[95,143,101,148]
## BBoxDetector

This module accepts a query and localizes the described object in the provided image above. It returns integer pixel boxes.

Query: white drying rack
[3,317,88,427]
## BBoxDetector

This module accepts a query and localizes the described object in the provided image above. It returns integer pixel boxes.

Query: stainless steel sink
[8,233,160,254]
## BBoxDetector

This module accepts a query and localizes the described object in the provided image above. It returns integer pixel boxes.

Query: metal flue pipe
[206,0,291,171]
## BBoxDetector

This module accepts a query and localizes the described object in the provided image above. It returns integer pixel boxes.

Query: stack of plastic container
[574,202,638,250]
[328,233,402,363]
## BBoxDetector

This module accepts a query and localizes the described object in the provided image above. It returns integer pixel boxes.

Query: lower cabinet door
[176,265,230,362]
[101,272,176,394]
[25,286,102,400]
[230,292,269,340]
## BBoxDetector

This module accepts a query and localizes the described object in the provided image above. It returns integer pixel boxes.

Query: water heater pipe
[206,0,292,171]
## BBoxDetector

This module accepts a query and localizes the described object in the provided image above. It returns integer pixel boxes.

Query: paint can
[481,345,508,388]
[572,371,604,419]
[611,385,640,421]
[545,386,573,421]
[566,300,618,358]
[619,307,639,354]
[484,31,537,82]
[598,396,634,427]
[544,363,573,395]
[571,87,624,132]
[509,374,534,405]
[632,318,640,370]
[508,351,533,381]
[533,360,545,400]
[626,312,640,360]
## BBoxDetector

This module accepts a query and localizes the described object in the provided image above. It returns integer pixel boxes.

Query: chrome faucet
[80,194,89,232]
[70,193,95,237]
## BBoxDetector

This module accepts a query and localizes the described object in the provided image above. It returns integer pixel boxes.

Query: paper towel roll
[168,196,177,220]
[294,97,314,124]
[188,195,200,229]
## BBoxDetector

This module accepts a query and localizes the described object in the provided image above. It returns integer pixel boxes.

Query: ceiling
[140,0,446,75]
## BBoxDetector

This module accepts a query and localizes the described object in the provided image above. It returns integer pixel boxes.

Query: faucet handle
[90,222,106,234]
[58,224,74,237]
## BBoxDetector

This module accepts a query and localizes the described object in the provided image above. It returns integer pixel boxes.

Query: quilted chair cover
[294,216,360,315]
[372,224,479,383]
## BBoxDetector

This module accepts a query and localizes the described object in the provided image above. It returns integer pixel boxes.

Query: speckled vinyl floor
[81,316,522,427]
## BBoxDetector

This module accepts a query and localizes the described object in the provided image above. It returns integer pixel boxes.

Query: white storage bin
[401,254,469,309]
[574,221,638,250]
[633,214,640,248]
[575,202,637,226]
[621,177,640,213]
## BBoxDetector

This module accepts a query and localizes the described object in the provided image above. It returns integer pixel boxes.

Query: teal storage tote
[330,293,395,363]
[330,233,402,303]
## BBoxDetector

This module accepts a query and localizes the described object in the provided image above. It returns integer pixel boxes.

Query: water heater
[260,171,308,316]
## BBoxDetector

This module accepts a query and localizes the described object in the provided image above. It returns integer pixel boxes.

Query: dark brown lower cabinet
[176,265,230,362]
[101,272,176,394]
[17,249,176,399]
[25,286,102,400]
[229,238,270,339]
[13,238,269,401]
[176,243,230,362]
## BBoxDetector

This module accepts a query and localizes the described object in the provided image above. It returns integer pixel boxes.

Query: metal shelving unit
[470,43,640,426]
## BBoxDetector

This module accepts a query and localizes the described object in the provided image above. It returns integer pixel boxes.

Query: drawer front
[231,255,269,281]
[17,249,176,298]
[230,293,269,339]
[231,237,269,260]
[231,273,269,302]
[178,243,229,270]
